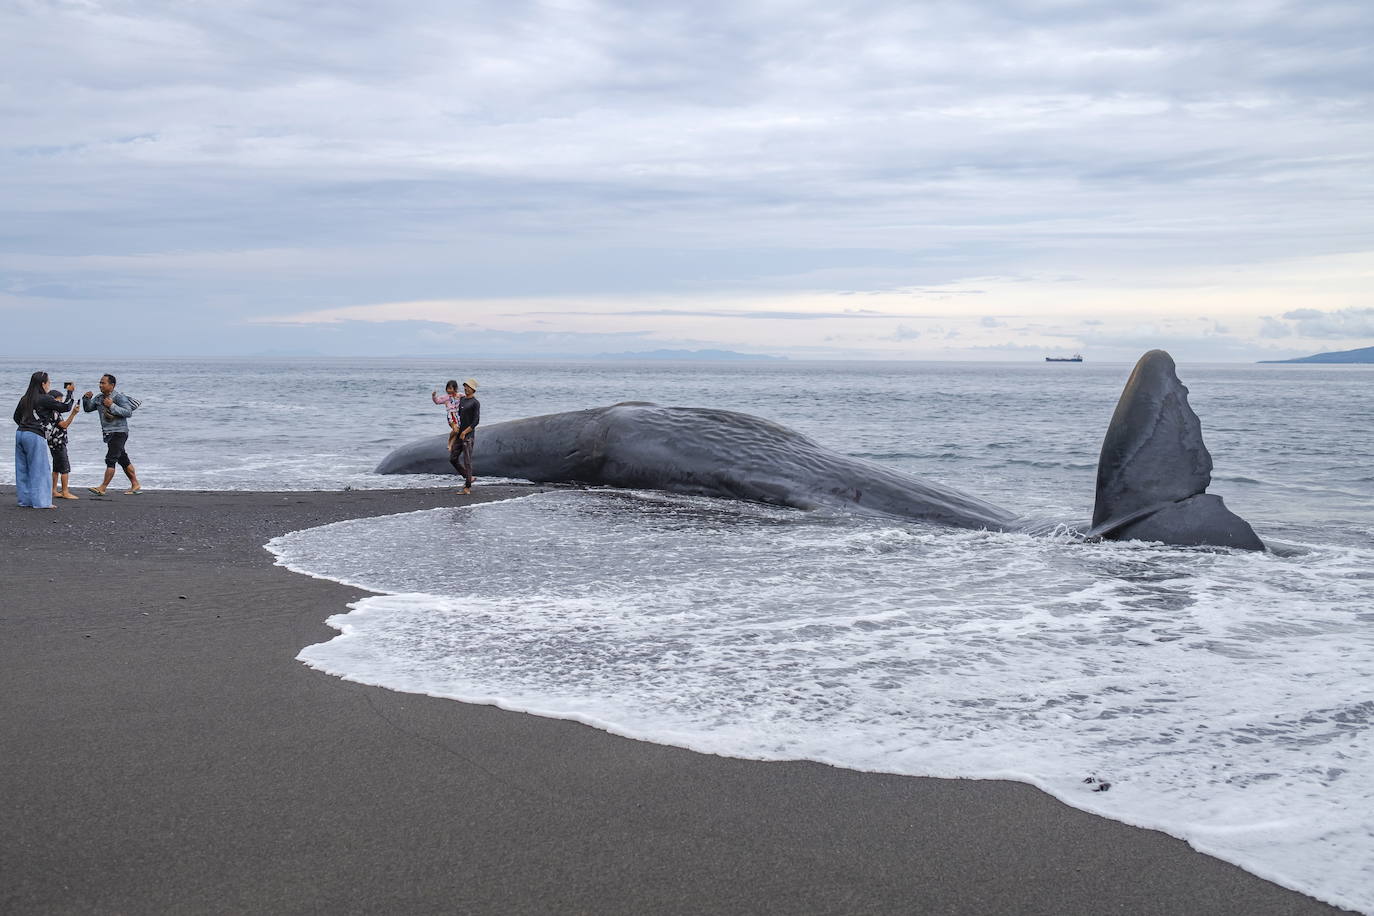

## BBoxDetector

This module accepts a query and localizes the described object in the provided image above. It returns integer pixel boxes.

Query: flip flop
[124,488,142,495]
[87,487,106,495]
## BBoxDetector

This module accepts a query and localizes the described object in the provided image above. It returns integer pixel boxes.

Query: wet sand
[0,486,1352,914]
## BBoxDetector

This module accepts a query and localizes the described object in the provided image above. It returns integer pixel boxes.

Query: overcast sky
[4,0,1372,360]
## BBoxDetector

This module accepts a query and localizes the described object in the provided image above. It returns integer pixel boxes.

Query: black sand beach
[0,487,1352,915]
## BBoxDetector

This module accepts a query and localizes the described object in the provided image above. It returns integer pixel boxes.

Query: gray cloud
[1259,317,1293,338]
[886,324,923,341]
[1277,307,1374,339]
[2,0,1372,356]
[1074,324,1288,362]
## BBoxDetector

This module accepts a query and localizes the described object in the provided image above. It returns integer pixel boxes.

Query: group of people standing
[12,370,141,509]
[15,370,478,508]
[432,378,480,494]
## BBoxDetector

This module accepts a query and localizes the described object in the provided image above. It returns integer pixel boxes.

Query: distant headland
[1259,345,1374,364]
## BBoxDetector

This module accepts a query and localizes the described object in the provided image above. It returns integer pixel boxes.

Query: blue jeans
[15,429,53,508]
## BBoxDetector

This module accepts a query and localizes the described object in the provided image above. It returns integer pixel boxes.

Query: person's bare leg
[52,472,59,498]
[57,472,77,499]
[89,466,116,495]
[123,463,141,494]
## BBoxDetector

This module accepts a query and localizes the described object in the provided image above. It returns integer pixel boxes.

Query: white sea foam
[269,490,1374,914]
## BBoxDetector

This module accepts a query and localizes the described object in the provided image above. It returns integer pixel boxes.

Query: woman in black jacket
[13,370,71,508]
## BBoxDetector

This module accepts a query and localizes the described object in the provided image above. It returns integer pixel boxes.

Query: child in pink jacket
[432,380,462,451]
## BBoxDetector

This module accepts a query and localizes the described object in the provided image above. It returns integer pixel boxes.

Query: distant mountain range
[593,349,785,361]
[1259,345,1374,364]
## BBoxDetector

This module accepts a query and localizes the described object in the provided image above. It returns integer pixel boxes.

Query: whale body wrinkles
[376,400,1020,530]
[376,350,1264,550]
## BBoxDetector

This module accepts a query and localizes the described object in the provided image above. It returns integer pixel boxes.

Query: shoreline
[0,486,1353,914]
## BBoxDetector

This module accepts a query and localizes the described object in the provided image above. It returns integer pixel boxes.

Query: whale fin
[1092,350,1263,550]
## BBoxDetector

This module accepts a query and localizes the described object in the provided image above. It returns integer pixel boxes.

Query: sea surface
[5,356,1372,911]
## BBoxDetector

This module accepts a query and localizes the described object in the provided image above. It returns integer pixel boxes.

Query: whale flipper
[1091,350,1263,550]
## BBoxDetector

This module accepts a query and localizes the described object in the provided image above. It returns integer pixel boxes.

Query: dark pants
[49,441,71,475]
[450,434,474,485]
[103,432,132,469]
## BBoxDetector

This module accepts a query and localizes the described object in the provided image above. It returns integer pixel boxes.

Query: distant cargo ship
[1045,354,1083,362]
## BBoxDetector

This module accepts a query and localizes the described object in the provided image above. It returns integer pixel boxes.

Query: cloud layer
[3,0,1372,359]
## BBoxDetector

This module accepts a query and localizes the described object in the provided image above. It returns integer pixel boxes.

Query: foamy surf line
[266,490,1373,914]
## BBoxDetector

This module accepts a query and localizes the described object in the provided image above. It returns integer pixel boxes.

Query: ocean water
[6,356,1373,910]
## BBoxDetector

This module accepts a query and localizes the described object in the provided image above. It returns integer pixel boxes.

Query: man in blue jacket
[83,373,142,495]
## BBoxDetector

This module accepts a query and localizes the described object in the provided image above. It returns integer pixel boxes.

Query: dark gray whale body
[378,400,1020,530]
[377,350,1263,550]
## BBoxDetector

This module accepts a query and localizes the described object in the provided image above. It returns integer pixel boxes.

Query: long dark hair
[17,371,49,420]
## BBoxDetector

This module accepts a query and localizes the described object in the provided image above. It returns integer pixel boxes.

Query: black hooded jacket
[13,391,72,437]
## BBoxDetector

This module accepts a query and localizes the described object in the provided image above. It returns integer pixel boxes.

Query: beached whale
[377,350,1263,550]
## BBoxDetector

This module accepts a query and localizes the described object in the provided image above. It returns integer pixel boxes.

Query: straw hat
[463,378,478,391]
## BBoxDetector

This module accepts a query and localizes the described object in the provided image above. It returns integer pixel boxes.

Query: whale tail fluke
[1091,350,1263,550]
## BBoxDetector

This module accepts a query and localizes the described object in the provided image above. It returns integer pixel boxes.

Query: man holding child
[450,379,480,495]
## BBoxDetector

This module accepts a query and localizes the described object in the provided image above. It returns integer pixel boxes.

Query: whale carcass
[376,350,1263,550]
